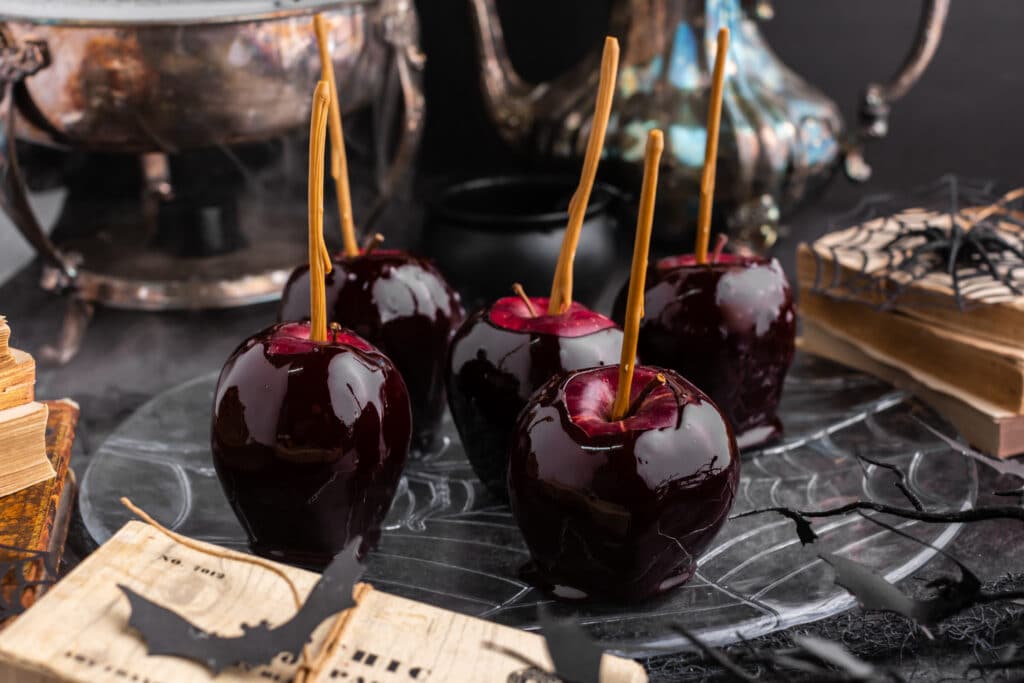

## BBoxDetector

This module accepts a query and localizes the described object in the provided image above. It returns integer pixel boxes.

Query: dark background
[414,0,1024,222]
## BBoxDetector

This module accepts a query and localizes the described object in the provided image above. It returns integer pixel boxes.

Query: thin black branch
[853,452,924,511]
[733,503,1024,526]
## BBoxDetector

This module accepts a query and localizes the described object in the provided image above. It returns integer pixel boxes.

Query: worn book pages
[800,291,1024,413]
[0,402,53,497]
[797,234,1024,350]
[0,522,647,683]
[801,321,1024,459]
[0,317,35,411]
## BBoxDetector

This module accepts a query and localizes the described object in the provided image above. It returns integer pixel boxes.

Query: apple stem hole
[314,13,360,259]
[694,27,730,265]
[547,37,620,315]
[614,372,667,421]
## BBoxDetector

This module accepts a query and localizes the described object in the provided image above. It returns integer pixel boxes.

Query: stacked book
[797,207,1024,459]
[0,317,53,496]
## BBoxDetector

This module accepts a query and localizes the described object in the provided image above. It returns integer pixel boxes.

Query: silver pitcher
[468,0,949,248]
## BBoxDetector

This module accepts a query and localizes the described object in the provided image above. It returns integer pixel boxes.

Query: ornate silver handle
[365,0,426,228]
[844,0,951,181]
[0,31,77,287]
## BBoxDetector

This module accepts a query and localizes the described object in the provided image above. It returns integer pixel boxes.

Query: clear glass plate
[80,352,977,657]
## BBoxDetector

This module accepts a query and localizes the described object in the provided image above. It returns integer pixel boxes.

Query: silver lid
[0,0,372,26]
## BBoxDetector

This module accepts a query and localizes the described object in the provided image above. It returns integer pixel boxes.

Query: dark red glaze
[508,365,740,601]
[279,249,464,450]
[446,296,622,499]
[211,321,411,568]
[488,297,619,336]
[613,254,796,449]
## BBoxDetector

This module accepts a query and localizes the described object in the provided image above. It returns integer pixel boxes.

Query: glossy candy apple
[211,321,411,568]
[508,365,739,601]
[279,250,464,450]
[613,253,796,448]
[446,296,622,498]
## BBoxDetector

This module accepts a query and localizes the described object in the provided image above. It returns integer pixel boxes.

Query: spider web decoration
[805,175,1024,311]
[0,542,59,621]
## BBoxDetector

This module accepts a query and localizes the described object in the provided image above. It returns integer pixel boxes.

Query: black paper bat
[120,537,364,674]
[538,605,605,683]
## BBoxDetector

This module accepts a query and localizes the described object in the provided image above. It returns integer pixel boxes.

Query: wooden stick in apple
[547,36,620,314]
[308,81,334,343]
[313,14,359,258]
[694,27,730,265]
[611,129,664,420]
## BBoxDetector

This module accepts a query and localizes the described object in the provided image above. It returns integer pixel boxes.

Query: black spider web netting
[804,176,1024,312]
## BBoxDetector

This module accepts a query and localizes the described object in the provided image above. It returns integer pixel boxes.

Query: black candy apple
[212,81,411,568]
[613,253,796,448]
[211,321,411,568]
[508,365,739,601]
[508,127,740,601]
[447,296,622,499]
[279,249,464,450]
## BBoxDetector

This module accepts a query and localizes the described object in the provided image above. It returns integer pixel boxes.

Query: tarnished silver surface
[5,5,393,152]
[80,353,977,655]
[0,0,373,25]
[468,0,950,249]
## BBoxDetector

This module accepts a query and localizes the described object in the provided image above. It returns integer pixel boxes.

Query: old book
[800,291,1024,413]
[796,213,1024,349]
[0,399,79,626]
[0,317,35,412]
[0,402,53,497]
[800,320,1024,459]
[0,522,648,683]
[0,316,53,497]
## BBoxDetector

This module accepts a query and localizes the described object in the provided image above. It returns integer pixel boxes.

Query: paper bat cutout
[120,537,364,674]
[821,550,980,626]
[537,605,604,683]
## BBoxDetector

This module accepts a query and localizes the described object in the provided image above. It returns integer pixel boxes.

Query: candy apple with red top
[613,28,795,449]
[278,16,463,450]
[211,82,411,568]
[446,37,624,498]
[509,128,740,601]
[447,294,623,498]
[613,250,795,448]
[279,248,463,451]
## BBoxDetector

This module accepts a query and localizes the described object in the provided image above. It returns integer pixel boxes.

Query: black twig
[733,503,1024,526]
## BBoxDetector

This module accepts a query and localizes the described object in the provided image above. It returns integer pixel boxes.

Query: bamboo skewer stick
[694,27,730,265]
[308,81,334,343]
[547,37,620,314]
[611,130,664,421]
[313,14,359,258]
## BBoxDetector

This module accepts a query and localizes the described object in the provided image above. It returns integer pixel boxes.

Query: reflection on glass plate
[81,353,977,656]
